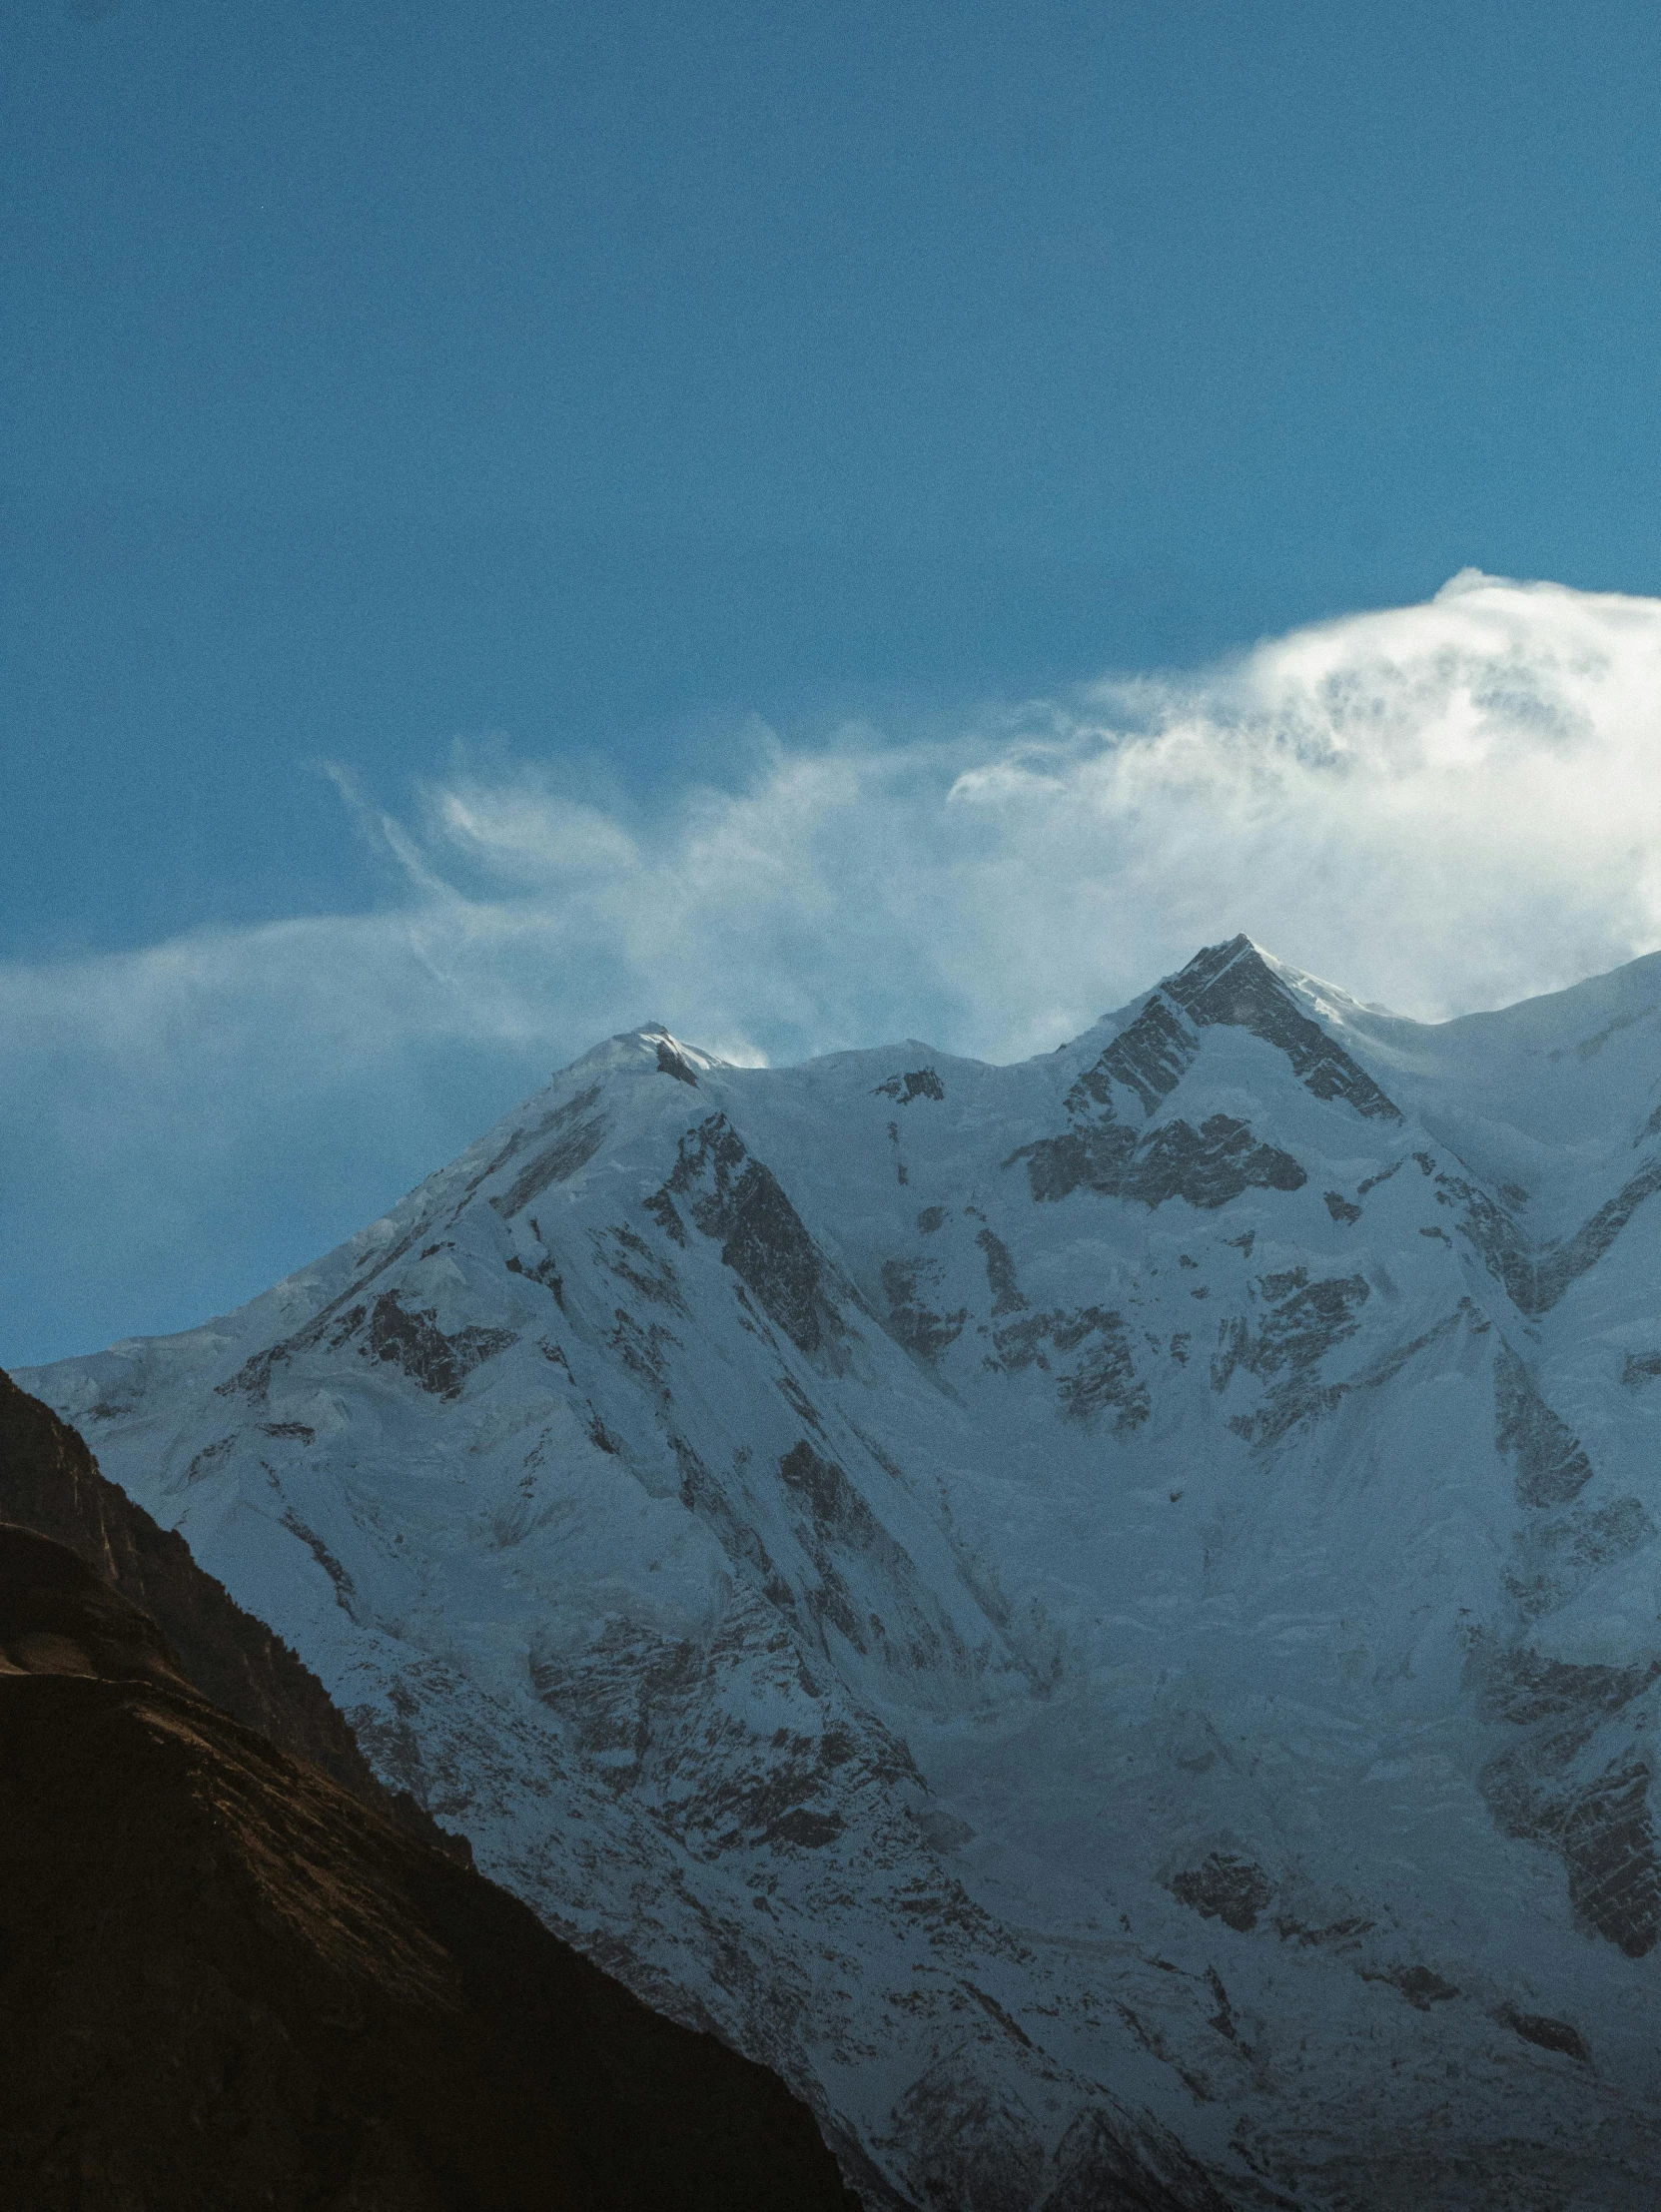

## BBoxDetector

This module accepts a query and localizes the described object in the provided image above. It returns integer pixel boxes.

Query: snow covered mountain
[26,933,1661,2210]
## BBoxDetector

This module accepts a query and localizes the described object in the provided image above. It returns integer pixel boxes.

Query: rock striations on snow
[27,943,1661,2208]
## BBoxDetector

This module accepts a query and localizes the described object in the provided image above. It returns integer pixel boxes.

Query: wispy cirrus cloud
[9,567,1661,1362]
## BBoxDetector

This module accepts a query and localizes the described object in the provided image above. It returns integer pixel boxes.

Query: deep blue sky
[8,0,1661,962]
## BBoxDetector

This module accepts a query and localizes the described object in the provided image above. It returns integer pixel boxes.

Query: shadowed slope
[0,1365,393,1814]
[0,1516,862,2211]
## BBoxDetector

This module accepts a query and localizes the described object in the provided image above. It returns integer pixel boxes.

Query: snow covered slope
[27,935,1661,2210]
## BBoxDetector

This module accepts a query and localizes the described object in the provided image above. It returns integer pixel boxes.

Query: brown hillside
[0,1519,862,2210]
[0,1366,391,1805]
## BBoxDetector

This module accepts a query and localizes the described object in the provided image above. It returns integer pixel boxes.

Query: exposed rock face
[1162,934,1402,1121]
[1015,1110,1306,1210]
[0,1367,388,1816]
[0,1520,860,2211]
[664,1113,849,1358]
[30,938,1661,2209]
[1168,1853,1274,1935]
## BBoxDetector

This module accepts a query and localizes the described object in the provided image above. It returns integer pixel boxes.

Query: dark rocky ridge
[0,1385,864,2211]
[0,1366,393,1819]
[1163,936,1402,1122]
[1013,943,1383,1211]
[1066,938,1402,1128]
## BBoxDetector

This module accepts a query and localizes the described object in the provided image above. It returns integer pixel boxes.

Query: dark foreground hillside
[0,1377,861,2212]
[0,1364,387,1810]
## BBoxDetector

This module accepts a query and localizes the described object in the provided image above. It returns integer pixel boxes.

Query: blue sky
[8,0,1661,1363]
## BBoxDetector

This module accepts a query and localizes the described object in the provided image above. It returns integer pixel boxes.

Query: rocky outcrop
[1014,1112,1305,1210]
[662,1113,850,1358]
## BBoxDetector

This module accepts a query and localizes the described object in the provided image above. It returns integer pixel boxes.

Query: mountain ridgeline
[28,934,1661,2210]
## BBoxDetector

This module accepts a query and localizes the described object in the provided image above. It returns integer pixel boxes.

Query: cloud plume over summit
[384,564,1661,1057]
[8,569,1661,1359]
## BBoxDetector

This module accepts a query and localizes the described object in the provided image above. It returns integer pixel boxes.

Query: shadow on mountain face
[0,1375,862,2212]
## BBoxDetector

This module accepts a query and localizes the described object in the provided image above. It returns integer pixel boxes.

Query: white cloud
[395,566,1661,1053]
[9,568,1661,1359]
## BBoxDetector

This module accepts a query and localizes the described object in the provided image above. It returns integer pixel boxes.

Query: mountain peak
[565,1024,726,1088]
[1145,935,1404,1122]
[1164,932,1268,997]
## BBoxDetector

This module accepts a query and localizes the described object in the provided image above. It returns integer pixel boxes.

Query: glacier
[24,932,1661,2209]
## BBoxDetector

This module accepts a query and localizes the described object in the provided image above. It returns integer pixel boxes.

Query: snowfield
[27,934,1661,2210]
